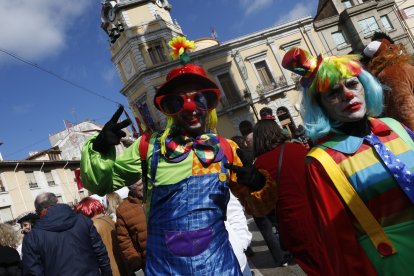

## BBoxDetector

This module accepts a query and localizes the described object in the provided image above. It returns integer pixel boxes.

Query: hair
[372,31,394,44]
[160,109,217,155]
[231,135,247,149]
[0,223,20,248]
[35,192,58,214]
[303,69,383,141]
[367,44,412,76]
[239,120,253,136]
[253,119,290,157]
[74,197,105,218]
[106,192,122,217]
[259,107,273,119]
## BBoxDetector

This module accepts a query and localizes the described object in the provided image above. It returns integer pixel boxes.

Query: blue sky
[0,0,317,160]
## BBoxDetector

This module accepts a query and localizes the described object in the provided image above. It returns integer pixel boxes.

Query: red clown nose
[183,100,196,112]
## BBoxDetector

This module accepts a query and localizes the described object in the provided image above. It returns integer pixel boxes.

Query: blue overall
[145,140,242,275]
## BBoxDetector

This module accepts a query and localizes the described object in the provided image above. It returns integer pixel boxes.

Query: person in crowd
[75,197,126,276]
[106,192,123,222]
[0,223,21,276]
[15,211,38,258]
[115,180,147,275]
[239,120,254,153]
[225,191,253,276]
[251,113,317,273]
[237,115,287,266]
[363,32,414,130]
[22,192,111,276]
[278,47,414,275]
[80,37,249,275]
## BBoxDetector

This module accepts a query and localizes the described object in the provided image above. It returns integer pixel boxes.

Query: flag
[211,26,218,40]
[123,109,139,138]
[129,103,148,135]
[74,168,83,190]
[63,120,74,131]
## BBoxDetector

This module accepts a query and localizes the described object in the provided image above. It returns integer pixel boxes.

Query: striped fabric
[320,118,414,232]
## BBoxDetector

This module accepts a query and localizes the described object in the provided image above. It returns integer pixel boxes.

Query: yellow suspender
[308,147,397,257]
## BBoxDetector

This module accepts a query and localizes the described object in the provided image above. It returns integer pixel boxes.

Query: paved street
[245,216,306,276]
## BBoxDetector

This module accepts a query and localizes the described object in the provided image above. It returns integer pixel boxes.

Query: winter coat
[0,246,21,276]
[22,204,111,276]
[93,214,127,276]
[115,195,147,273]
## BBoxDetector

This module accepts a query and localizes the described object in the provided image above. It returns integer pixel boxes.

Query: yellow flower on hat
[168,36,195,59]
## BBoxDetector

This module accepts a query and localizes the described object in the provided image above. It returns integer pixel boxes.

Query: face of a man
[320,77,366,123]
[21,221,32,234]
[172,84,207,136]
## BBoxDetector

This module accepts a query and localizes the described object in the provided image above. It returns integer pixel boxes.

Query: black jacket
[22,204,111,276]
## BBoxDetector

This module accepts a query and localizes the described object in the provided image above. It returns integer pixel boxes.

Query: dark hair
[253,119,290,157]
[259,107,274,119]
[231,135,246,149]
[35,193,58,214]
[239,120,253,136]
[372,31,394,44]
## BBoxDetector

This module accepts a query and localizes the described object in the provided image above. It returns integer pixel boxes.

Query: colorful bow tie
[165,133,223,164]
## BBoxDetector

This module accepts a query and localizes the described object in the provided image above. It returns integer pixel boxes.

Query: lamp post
[243,90,259,121]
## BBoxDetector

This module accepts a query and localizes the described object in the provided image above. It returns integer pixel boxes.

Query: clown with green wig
[80,37,257,275]
[278,48,414,275]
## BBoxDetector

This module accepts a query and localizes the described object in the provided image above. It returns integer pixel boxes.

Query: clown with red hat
[80,37,260,275]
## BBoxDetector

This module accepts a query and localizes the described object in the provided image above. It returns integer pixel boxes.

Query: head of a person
[253,119,290,157]
[154,37,221,154]
[106,192,122,215]
[259,107,275,120]
[74,197,105,218]
[238,120,253,137]
[0,223,20,248]
[35,192,58,216]
[16,211,38,235]
[128,179,144,200]
[364,37,411,76]
[282,47,383,141]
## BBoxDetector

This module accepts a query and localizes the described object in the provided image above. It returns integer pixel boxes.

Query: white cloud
[0,0,92,63]
[12,103,35,114]
[240,0,273,16]
[274,2,316,25]
[101,67,117,83]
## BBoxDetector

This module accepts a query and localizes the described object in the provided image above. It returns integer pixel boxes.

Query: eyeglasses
[155,88,221,116]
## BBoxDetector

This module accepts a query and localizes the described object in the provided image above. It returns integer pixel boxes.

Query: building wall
[0,162,84,223]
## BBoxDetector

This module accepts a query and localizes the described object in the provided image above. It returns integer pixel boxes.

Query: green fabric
[379,117,414,150]
[81,133,194,196]
[359,220,414,275]
[81,134,142,196]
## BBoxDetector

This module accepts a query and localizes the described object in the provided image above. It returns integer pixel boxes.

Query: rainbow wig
[160,109,218,154]
[282,47,383,142]
[303,69,383,141]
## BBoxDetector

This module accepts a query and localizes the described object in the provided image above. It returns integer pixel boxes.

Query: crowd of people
[2,33,414,275]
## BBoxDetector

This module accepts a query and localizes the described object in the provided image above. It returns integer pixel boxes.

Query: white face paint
[320,77,367,123]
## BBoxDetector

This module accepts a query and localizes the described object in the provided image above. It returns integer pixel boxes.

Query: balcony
[48,181,57,187]
[28,182,39,189]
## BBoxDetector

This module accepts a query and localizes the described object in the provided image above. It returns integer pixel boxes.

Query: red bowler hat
[154,64,219,108]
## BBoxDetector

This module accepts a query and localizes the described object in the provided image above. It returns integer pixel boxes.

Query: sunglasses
[155,88,221,116]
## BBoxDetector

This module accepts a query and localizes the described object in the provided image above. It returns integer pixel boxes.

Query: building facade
[100,0,326,137]
[0,154,83,224]
[314,0,414,55]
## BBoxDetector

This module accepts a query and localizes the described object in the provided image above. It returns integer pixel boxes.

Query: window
[332,31,348,48]
[45,171,56,186]
[404,6,414,18]
[0,206,13,223]
[358,17,380,36]
[0,177,5,192]
[57,195,63,203]
[380,15,393,31]
[79,190,86,199]
[26,171,38,189]
[147,43,166,65]
[342,0,352,8]
[217,72,242,106]
[254,61,276,91]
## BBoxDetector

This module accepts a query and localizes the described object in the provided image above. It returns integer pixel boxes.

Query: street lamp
[243,90,259,120]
